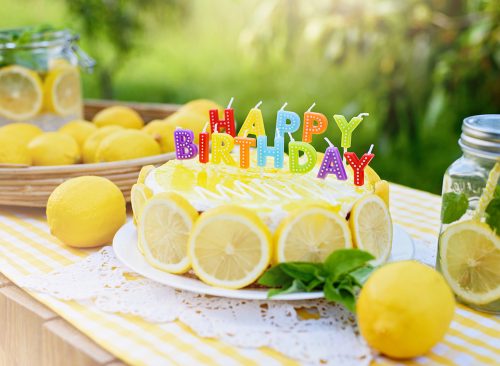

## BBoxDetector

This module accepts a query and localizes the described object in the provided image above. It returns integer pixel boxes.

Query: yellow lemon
[95,130,161,162]
[439,220,500,305]
[131,183,152,226]
[59,119,97,148]
[93,106,144,129]
[188,205,272,289]
[137,164,155,184]
[82,125,123,163]
[47,176,126,248]
[140,192,198,273]
[349,194,392,266]
[0,122,42,146]
[275,204,351,263]
[142,119,176,152]
[0,132,32,165]
[357,261,455,359]
[177,99,223,118]
[374,180,390,207]
[164,111,207,143]
[0,65,43,121]
[28,132,80,166]
[43,65,81,116]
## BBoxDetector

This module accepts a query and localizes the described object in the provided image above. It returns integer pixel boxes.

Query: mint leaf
[267,279,306,298]
[280,262,326,283]
[442,192,468,224]
[485,197,500,233]
[349,266,374,286]
[494,186,500,199]
[324,278,356,312]
[258,265,293,288]
[324,249,374,280]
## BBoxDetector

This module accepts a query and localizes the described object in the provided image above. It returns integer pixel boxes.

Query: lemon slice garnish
[0,65,43,121]
[140,192,198,274]
[188,205,272,289]
[43,65,81,116]
[275,205,352,263]
[349,194,392,266]
[131,183,152,226]
[137,164,155,184]
[439,220,500,305]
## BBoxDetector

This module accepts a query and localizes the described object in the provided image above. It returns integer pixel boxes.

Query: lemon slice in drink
[349,194,392,266]
[43,65,81,116]
[188,206,272,289]
[140,192,198,274]
[275,205,352,263]
[0,65,43,121]
[439,220,500,305]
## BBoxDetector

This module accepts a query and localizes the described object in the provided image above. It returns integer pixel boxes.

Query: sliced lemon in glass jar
[439,220,500,305]
[140,192,198,274]
[188,205,272,289]
[43,65,81,116]
[0,65,43,121]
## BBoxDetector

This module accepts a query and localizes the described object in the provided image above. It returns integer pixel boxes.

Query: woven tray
[0,100,180,207]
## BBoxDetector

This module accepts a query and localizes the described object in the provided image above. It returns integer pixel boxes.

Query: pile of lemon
[0,99,220,166]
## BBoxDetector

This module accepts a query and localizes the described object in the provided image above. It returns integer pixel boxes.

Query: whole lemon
[28,132,80,166]
[0,122,43,146]
[357,261,455,359]
[59,120,97,148]
[177,99,222,118]
[93,106,144,129]
[164,111,207,144]
[95,130,161,162]
[0,132,32,165]
[142,119,176,152]
[47,176,126,248]
[82,126,123,163]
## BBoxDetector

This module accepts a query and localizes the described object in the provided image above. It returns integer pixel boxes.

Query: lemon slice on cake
[188,206,272,289]
[349,194,392,266]
[131,183,152,226]
[140,192,198,274]
[439,220,500,305]
[275,205,352,263]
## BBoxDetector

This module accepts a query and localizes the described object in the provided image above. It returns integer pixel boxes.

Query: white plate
[113,221,414,301]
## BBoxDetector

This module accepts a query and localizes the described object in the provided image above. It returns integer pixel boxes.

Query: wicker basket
[0,100,180,207]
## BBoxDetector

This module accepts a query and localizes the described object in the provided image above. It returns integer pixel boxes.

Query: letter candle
[257,129,284,169]
[174,128,198,160]
[234,130,256,169]
[302,103,328,143]
[344,144,375,186]
[276,102,301,138]
[289,139,317,174]
[209,97,236,136]
[238,101,266,137]
[198,122,209,164]
[317,137,347,180]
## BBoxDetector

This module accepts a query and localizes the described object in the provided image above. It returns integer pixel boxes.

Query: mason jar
[437,115,500,313]
[0,27,95,130]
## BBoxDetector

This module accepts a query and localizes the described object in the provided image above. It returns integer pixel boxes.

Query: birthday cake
[132,102,392,289]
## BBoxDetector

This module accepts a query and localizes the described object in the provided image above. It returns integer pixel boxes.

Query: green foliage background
[1,0,498,193]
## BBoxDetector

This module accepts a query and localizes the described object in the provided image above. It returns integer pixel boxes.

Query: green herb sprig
[258,249,375,312]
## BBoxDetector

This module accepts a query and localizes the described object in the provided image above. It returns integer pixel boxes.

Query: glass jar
[437,115,500,314]
[0,27,95,130]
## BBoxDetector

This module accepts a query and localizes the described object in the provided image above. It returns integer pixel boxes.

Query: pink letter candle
[344,145,375,186]
[174,128,198,160]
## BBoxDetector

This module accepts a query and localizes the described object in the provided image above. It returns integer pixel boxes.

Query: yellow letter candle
[238,101,266,137]
[289,141,317,173]
[211,132,236,165]
[333,113,368,149]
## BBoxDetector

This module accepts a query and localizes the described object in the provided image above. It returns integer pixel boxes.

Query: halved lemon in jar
[275,204,352,263]
[43,65,81,116]
[140,192,198,274]
[188,205,272,289]
[439,220,500,305]
[0,65,43,121]
[349,194,392,266]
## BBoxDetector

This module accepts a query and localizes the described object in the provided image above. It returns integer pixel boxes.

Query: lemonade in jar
[0,26,94,130]
[437,115,500,313]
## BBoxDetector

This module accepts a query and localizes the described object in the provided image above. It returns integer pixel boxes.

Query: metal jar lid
[459,114,500,159]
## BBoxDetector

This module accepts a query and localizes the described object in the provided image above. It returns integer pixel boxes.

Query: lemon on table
[0,65,43,121]
[95,130,161,162]
[140,192,198,273]
[28,132,80,166]
[189,205,272,289]
[142,119,176,152]
[0,122,42,146]
[177,99,222,118]
[349,194,392,266]
[43,65,81,116]
[439,220,500,305]
[93,106,144,129]
[164,111,207,143]
[82,125,123,163]
[0,132,32,165]
[131,183,152,226]
[357,261,455,359]
[59,119,97,148]
[137,164,155,184]
[47,176,126,248]
[275,205,351,263]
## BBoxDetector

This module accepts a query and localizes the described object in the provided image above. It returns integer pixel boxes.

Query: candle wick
[307,102,316,112]
[280,102,288,111]
[368,144,374,154]
[227,97,234,109]
[202,122,209,133]
[176,126,182,130]
[254,100,262,109]
[343,147,347,165]
[288,132,295,142]
[357,112,369,119]
[324,137,334,147]
[214,123,218,133]
[244,130,249,138]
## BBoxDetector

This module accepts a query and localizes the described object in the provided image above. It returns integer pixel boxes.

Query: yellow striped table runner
[0,183,498,366]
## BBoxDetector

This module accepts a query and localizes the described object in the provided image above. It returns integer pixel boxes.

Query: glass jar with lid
[0,26,95,130]
[437,115,500,314]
